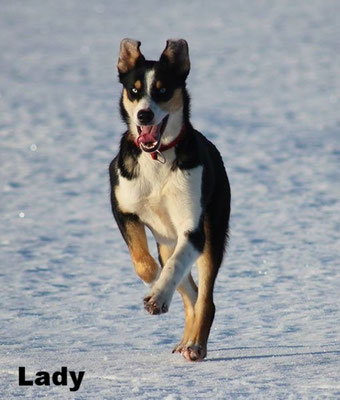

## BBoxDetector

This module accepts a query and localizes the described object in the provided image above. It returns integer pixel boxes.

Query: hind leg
[181,222,221,361]
[157,244,198,352]
[172,273,198,353]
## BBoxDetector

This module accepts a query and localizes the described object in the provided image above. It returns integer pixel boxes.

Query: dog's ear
[159,39,190,79]
[117,38,145,74]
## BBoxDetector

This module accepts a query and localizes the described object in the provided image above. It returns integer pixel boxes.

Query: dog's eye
[159,87,167,94]
[131,87,139,94]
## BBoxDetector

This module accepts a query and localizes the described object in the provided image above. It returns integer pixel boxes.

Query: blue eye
[159,87,167,94]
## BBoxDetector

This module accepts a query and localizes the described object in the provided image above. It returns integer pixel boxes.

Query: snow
[1,0,339,398]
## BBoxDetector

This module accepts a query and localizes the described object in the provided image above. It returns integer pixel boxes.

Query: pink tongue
[137,125,159,145]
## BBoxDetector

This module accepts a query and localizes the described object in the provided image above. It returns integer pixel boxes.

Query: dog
[109,38,231,361]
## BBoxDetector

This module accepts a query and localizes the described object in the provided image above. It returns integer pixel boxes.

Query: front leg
[127,220,161,284]
[144,165,205,315]
[109,159,160,285]
[144,223,204,315]
[116,213,161,285]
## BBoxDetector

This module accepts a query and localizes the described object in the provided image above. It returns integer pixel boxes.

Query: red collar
[135,125,185,160]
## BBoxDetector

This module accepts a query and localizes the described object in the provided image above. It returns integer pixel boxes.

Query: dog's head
[117,39,190,153]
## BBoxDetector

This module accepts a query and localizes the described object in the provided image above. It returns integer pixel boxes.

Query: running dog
[109,38,231,361]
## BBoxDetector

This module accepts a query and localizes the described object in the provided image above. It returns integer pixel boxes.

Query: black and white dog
[109,39,230,361]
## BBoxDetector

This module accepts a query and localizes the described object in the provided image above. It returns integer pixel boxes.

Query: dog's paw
[181,344,206,362]
[143,294,169,315]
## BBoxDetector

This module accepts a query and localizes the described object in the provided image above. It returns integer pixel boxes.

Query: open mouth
[136,115,169,153]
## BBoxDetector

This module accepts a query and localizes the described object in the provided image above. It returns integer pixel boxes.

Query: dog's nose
[137,109,154,124]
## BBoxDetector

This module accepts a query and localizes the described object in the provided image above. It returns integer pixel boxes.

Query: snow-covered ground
[1,0,339,398]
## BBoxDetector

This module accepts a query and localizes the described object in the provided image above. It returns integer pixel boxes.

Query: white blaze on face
[133,69,167,126]
[145,69,155,95]
[128,68,184,145]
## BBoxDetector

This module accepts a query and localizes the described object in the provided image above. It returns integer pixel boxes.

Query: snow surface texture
[1,0,339,398]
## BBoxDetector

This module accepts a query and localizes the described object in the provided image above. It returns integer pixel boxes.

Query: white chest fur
[115,152,203,245]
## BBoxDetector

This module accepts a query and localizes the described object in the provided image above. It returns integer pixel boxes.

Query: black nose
[137,109,154,124]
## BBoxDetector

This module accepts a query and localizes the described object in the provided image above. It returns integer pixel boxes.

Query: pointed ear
[160,39,190,78]
[117,38,145,74]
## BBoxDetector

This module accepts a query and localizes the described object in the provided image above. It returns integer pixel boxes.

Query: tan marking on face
[156,80,163,89]
[134,80,142,90]
[122,89,138,127]
[125,220,160,283]
[122,88,137,109]
[159,88,183,113]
